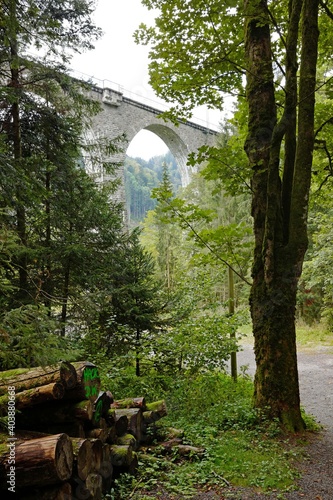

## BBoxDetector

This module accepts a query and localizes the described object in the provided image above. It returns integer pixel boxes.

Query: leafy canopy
[135,0,244,121]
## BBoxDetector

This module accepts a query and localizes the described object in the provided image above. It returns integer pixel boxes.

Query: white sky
[70,0,224,160]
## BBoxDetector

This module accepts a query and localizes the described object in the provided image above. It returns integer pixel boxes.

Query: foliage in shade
[124,152,181,225]
[135,0,331,432]
[0,1,125,362]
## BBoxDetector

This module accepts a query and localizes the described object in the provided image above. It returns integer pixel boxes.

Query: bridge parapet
[88,83,218,189]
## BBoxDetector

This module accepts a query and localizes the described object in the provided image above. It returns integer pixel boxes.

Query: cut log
[158,439,205,458]
[92,391,113,426]
[68,399,95,421]
[105,425,117,445]
[109,444,134,467]
[159,437,183,451]
[163,427,185,440]
[106,408,116,426]
[112,411,128,436]
[16,400,94,429]
[113,452,138,478]
[128,452,139,475]
[0,382,65,415]
[100,444,113,493]
[0,433,73,488]
[142,424,184,444]
[116,433,137,449]
[64,361,100,402]
[111,397,146,410]
[176,444,206,458]
[85,472,103,500]
[71,438,93,481]
[90,439,103,473]
[86,427,109,442]
[0,361,77,395]
[115,408,143,442]
[142,410,161,425]
[145,400,167,418]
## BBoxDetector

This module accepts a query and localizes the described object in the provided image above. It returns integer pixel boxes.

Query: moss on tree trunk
[244,0,319,432]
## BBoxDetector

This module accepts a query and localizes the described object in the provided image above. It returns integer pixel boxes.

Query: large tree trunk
[251,262,303,429]
[244,0,319,431]
[8,0,29,299]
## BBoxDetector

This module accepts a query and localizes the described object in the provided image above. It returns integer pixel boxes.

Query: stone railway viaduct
[86,85,218,191]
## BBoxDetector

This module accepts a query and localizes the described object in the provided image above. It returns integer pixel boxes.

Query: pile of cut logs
[0,361,167,499]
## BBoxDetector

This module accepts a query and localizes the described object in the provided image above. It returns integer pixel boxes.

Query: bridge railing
[70,69,219,134]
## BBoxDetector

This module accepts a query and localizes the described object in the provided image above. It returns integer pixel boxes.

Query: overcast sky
[70,0,224,160]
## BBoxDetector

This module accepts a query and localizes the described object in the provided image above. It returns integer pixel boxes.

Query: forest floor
[217,341,333,499]
[143,340,333,500]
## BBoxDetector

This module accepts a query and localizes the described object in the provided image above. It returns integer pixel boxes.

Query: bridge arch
[129,124,190,186]
[88,86,217,189]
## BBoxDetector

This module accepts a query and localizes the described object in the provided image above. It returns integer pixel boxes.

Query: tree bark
[0,361,77,395]
[0,382,64,413]
[111,397,146,410]
[244,0,319,431]
[0,433,73,488]
[109,444,134,467]
[64,361,100,402]
[114,408,143,442]
[15,400,94,429]
[71,437,93,481]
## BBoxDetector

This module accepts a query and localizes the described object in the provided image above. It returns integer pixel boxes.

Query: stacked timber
[0,361,168,499]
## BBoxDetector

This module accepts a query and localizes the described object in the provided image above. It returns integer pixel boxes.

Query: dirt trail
[227,343,333,499]
[236,343,333,428]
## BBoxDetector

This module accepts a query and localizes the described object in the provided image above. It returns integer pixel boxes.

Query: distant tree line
[124,152,181,225]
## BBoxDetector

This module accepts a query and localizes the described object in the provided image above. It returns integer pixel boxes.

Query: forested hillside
[124,151,181,225]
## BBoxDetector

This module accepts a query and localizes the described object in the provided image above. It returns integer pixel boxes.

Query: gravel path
[141,344,333,500]
[223,343,333,499]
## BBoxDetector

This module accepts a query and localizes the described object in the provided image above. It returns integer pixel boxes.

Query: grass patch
[296,321,333,348]
[108,372,305,499]
[238,321,333,349]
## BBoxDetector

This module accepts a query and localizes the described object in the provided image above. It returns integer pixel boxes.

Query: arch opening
[125,128,184,226]
[126,124,192,188]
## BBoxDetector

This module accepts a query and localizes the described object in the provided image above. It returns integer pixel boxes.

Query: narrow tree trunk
[228,267,237,381]
[8,1,28,299]
[44,168,53,313]
[135,326,141,377]
[61,260,71,336]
